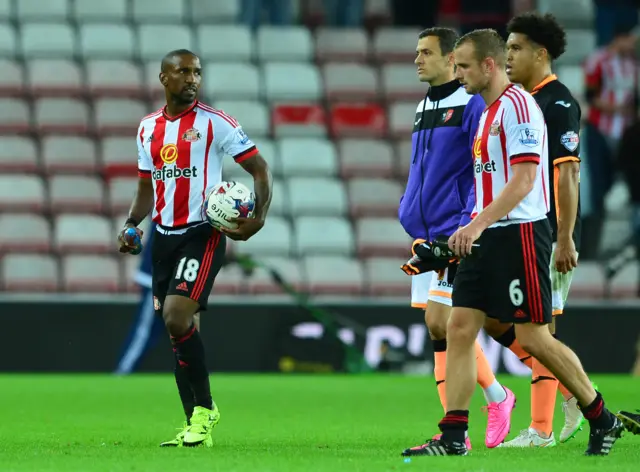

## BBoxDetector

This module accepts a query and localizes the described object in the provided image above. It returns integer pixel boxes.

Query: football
[204,181,256,230]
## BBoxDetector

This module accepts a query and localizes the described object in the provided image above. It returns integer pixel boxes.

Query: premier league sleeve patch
[560,131,579,152]
[518,128,540,147]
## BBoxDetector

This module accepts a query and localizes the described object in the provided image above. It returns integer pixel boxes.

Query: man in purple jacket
[399,27,516,452]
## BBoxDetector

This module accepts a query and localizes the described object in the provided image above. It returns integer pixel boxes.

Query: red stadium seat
[271,104,327,137]
[329,103,387,138]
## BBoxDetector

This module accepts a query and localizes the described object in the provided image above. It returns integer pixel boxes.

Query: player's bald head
[161,49,199,72]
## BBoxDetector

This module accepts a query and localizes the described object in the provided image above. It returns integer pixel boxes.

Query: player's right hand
[117,225,144,255]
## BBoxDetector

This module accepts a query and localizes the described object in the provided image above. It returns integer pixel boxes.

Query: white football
[204,181,255,230]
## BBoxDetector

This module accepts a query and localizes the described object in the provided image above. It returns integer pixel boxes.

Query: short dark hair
[507,12,567,60]
[455,29,506,65]
[418,27,459,55]
[161,49,199,71]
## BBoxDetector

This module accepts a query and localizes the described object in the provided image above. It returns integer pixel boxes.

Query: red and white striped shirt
[137,101,258,229]
[471,84,549,226]
[584,48,638,140]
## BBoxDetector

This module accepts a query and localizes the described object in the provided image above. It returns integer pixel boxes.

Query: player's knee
[446,311,477,346]
[514,324,553,358]
[162,297,198,337]
[424,303,450,340]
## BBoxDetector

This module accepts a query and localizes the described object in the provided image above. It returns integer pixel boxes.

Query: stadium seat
[364,257,410,296]
[605,181,630,216]
[196,25,252,62]
[347,178,404,217]
[1,254,59,292]
[214,100,269,137]
[94,99,148,136]
[86,60,144,98]
[295,216,354,256]
[16,0,69,21]
[381,64,426,101]
[389,101,417,138]
[304,256,364,295]
[272,104,327,137]
[100,137,138,178]
[279,137,337,177]
[108,177,137,215]
[48,176,105,214]
[373,27,420,62]
[137,25,193,61]
[213,264,245,295]
[287,177,348,216]
[257,26,313,62]
[26,60,83,97]
[232,215,293,257]
[266,179,287,216]
[79,24,135,59]
[609,261,639,298]
[73,0,128,22]
[601,218,632,253]
[338,138,395,178]
[322,63,380,102]
[570,261,605,298]
[142,60,164,99]
[54,214,113,254]
[394,139,412,177]
[537,0,594,29]
[203,63,260,100]
[0,23,16,58]
[556,65,585,101]
[246,257,306,294]
[558,30,595,66]
[121,252,139,292]
[0,175,45,212]
[131,0,185,23]
[0,59,24,96]
[315,28,369,63]
[223,137,280,178]
[0,1,11,20]
[0,98,30,134]
[20,23,75,58]
[61,255,120,292]
[41,136,98,174]
[0,136,38,173]
[355,218,411,258]
[189,0,240,23]
[0,213,52,252]
[263,63,322,102]
[34,98,89,135]
[329,103,387,138]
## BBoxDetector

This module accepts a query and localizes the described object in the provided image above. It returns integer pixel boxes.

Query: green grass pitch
[0,374,638,471]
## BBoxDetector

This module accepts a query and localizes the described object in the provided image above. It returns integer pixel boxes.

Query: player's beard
[170,90,197,106]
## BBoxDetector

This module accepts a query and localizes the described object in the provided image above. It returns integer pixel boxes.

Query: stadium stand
[0,0,631,299]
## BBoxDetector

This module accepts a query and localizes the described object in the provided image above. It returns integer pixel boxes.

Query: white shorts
[550,243,576,316]
[410,268,453,308]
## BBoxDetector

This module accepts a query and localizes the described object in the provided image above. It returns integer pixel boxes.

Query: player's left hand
[448,222,483,257]
[554,238,578,274]
[220,217,264,241]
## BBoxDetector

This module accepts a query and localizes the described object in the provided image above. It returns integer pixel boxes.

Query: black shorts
[452,219,552,324]
[152,223,227,314]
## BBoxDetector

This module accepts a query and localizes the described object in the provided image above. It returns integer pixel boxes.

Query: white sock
[483,380,507,404]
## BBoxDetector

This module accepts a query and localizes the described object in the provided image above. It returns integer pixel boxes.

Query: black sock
[580,391,615,430]
[172,325,212,411]
[173,347,196,423]
[438,410,469,444]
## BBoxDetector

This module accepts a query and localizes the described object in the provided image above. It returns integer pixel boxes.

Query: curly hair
[507,12,567,60]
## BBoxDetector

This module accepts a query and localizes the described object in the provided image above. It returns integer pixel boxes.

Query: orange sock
[433,339,447,413]
[530,358,558,436]
[558,382,572,400]
[509,339,533,369]
[475,341,496,389]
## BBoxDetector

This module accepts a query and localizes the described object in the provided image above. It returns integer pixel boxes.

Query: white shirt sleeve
[214,117,258,163]
[137,123,153,177]
[504,96,544,166]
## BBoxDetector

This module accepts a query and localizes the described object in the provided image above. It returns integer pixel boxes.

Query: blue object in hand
[124,227,142,255]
